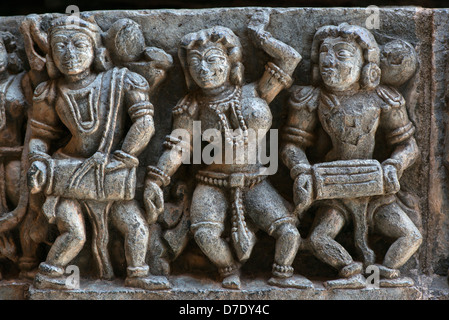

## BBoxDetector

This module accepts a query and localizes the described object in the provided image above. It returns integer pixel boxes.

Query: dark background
[2,0,448,17]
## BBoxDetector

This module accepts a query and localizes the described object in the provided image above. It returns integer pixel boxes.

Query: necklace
[62,74,102,134]
[203,86,248,147]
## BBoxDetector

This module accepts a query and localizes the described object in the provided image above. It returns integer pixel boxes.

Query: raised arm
[248,10,302,104]
[143,95,195,224]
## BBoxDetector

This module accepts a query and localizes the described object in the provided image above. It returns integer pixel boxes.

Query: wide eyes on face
[73,39,90,49]
[188,55,201,67]
[53,41,66,51]
[335,49,354,60]
[205,54,225,64]
[319,42,356,61]
[188,48,227,67]
[52,35,92,53]
[333,43,356,60]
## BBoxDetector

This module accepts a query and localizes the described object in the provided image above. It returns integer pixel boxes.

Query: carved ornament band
[265,62,293,88]
[146,165,171,187]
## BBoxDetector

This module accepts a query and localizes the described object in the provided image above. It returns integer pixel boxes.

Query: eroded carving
[143,11,313,289]
[26,15,172,290]
[281,23,422,289]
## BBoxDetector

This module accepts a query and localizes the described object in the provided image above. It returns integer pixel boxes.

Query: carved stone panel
[0,6,447,301]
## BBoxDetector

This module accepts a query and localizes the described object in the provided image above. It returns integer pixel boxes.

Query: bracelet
[272,263,294,278]
[290,163,312,180]
[113,150,139,167]
[146,165,171,187]
[265,62,293,88]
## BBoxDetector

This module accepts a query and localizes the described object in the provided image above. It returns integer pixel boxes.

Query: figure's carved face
[319,37,363,91]
[187,44,231,90]
[0,39,8,73]
[51,30,95,76]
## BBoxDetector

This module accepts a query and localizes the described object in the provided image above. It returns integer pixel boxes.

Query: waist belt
[195,170,267,262]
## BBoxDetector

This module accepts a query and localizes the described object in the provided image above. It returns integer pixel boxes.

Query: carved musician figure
[281,23,422,289]
[26,16,170,290]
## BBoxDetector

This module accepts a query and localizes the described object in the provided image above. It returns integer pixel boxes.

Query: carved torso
[54,71,124,158]
[318,90,384,161]
[190,84,273,173]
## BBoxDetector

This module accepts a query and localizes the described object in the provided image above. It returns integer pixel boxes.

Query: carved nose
[65,43,76,60]
[199,61,209,75]
[323,53,337,67]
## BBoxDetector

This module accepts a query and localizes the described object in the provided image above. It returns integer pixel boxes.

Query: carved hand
[143,179,165,225]
[27,160,47,194]
[105,150,139,172]
[293,172,314,219]
[248,10,271,46]
[382,164,401,195]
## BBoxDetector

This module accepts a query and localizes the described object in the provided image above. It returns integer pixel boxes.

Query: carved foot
[324,274,367,290]
[34,263,75,290]
[268,274,314,289]
[340,262,363,278]
[379,277,414,287]
[222,274,241,290]
[125,275,171,290]
[34,273,73,290]
[376,265,401,279]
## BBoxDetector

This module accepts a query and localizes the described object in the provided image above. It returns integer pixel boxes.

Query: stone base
[25,275,427,300]
[1,275,446,300]
[0,280,30,300]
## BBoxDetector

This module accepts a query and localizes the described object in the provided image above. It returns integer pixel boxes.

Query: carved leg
[190,184,240,289]
[19,193,48,279]
[34,198,86,290]
[309,206,366,289]
[111,200,170,290]
[245,180,313,289]
[372,201,422,287]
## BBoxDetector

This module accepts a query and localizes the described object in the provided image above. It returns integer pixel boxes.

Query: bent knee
[193,225,222,246]
[68,229,86,248]
[408,229,423,247]
[272,223,300,241]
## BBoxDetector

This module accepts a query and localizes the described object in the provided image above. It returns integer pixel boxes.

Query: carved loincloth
[194,169,267,262]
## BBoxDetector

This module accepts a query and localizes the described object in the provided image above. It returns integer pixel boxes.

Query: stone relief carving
[25,15,172,290]
[281,23,422,289]
[0,30,30,279]
[143,11,313,290]
[0,7,443,300]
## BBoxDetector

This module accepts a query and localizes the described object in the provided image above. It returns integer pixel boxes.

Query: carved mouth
[321,67,337,75]
[62,60,81,69]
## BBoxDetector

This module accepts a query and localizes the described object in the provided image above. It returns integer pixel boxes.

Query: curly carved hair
[178,26,244,90]
[311,23,381,90]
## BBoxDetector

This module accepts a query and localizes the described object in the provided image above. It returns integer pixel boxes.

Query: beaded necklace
[202,86,248,148]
